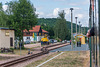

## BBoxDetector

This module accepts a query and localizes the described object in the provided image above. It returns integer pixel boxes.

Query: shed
[76,34,86,45]
[0,28,15,48]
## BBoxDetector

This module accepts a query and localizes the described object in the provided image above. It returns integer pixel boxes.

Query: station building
[23,25,48,42]
[76,34,86,44]
[73,33,86,45]
[0,28,15,48]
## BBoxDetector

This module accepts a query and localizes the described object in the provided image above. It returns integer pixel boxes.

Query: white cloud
[76,14,83,19]
[53,8,70,17]
[64,8,70,15]
[36,12,44,18]
[46,13,53,17]
[72,7,82,10]
[2,5,8,11]
[53,8,60,16]
[36,7,89,27]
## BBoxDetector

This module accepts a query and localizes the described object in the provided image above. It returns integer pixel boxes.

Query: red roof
[42,29,48,33]
[23,25,48,33]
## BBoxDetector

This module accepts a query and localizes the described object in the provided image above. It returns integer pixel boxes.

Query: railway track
[0,43,68,67]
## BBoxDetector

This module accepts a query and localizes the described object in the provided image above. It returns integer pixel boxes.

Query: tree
[40,23,54,39]
[54,10,70,40]
[7,0,37,46]
[0,3,8,27]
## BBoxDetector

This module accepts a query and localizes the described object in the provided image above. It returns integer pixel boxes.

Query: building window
[39,33,41,36]
[5,30,9,36]
[42,33,44,35]
[27,37,30,39]
[26,32,30,35]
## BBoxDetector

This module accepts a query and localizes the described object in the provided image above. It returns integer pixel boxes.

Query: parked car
[24,40,31,44]
[49,39,57,43]
[62,40,65,43]
[67,41,70,43]
[54,40,57,43]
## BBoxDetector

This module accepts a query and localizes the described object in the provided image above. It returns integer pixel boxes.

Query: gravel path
[0,54,20,57]
[24,43,41,48]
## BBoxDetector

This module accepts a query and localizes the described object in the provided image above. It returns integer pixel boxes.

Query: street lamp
[75,17,78,35]
[78,21,81,34]
[70,8,74,50]
[80,24,82,34]
[75,17,78,46]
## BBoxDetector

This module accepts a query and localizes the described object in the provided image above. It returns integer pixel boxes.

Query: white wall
[23,36,45,42]
[37,36,44,42]
[37,36,41,42]
[23,36,34,42]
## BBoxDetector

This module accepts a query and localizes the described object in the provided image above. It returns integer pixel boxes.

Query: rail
[0,43,69,67]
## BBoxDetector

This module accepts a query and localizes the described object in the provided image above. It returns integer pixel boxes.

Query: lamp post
[80,24,82,34]
[70,8,74,50]
[78,21,81,34]
[75,17,78,35]
[75,17,78,46]
[84,27,85,35]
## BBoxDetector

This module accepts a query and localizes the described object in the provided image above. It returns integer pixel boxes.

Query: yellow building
[76,34,86,45]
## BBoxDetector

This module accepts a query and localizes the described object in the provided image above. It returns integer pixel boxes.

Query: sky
[0,0,90,27]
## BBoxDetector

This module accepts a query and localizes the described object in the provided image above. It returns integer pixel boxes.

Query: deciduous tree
[54,10,69,40]
[7,0,37,46]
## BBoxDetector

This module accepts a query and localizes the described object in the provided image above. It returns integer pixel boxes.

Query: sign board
[5,31,9,36]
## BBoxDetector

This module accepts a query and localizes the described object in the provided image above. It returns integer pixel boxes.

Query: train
[89,0,100,67]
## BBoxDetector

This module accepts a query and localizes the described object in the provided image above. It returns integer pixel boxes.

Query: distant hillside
[37,18,87,33]
[37,18,57,27]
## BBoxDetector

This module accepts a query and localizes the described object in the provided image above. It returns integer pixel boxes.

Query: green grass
[26,52,60,67]
[26,51,90,67]
[0,48,30,56]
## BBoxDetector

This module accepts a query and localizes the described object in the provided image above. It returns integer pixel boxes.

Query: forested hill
[37,18,81,33]
[37,18,57,27]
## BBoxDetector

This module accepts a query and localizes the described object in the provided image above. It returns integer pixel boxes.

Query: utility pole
[70,8,74,50]
[79,21,81,34]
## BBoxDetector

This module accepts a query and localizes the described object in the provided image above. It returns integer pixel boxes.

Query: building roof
[42,29,48,33]
[23,25,48,33]
[0,27,14,30]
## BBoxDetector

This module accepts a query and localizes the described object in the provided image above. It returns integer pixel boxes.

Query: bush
[55,37,61,42]
[10,48,14,51]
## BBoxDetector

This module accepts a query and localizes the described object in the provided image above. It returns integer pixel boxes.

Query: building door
[10,37,13,47]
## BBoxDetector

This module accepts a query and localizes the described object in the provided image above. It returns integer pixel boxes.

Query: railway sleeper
[0,51,48,67]
[0,43,67,67]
